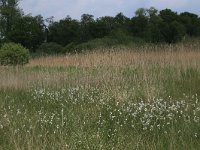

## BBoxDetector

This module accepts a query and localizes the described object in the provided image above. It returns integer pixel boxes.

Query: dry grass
[1,45,200,93]
[1,45,200,149]
[28,48,200,68]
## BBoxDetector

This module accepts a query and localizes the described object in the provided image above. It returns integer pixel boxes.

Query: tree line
[1,0,200,53]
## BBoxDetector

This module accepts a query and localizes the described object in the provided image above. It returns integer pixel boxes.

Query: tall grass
[1,44,200,149]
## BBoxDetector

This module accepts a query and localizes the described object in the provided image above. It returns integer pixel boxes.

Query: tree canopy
[1,1,200,53]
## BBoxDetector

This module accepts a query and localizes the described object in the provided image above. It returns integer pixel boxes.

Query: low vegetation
[1,1,200,149]
[36,42,64,55]
[0,44,200,149]
[0,43,30,66]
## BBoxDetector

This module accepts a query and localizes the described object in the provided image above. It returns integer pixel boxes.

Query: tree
[180,12,200,36]
[159,9,178,23]
[89,16,113,39]
[169,21,186,43]
[96,16,115,35]
[147,10,165,43]
[114,12,130,26]
[80,14,95,42]
[48,16,80,46]
[81,14,94,25]
[135,8,147,17]
[147,7,158,18]
[7,15,45,51]
[113,12,131,35]
[158,9,186,43]
[0,0,22,40]
[158,20,185,43]
[130,9,149,39]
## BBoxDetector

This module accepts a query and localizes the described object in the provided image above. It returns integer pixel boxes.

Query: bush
[63,42,77,54]
[109,29,134,44]
[0,43,30,66]
[67,36,145,52]
[36,42,64,55]
[66,37,120,52]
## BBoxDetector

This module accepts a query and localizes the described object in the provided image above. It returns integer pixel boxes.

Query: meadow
[1,44,200,149]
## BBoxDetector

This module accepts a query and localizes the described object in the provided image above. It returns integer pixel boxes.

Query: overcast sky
[19,0,200,20]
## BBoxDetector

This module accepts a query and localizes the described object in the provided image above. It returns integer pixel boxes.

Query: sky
[19,0,200,20]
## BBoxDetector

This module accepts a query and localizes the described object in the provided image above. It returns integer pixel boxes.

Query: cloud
[146,0,200,14]
[19,0,200,20]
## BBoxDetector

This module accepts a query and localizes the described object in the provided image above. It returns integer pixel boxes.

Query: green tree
[180,12,200,36]
[147,7,158,18]
[95,16,115,37]
[135,8,147,17]
[7,15,45,51]
[0,0,22,40]
[146,8,165,42]
[113,13,131,39]
[159,20,185,43]
[159,9,178,23]
[169,21,186,42]
[80,14,95,42]
[114,12,130,28]
[48,16,80,46]
[159,9,186,43]
[130,8,149,39]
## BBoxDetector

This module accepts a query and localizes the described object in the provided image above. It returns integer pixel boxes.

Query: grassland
[1,44,200,149]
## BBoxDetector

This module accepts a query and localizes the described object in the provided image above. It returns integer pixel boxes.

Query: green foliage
[48,16,80,46]
[0,43,30,65]
[0,0,22,39]
[95,16,115,37]
[79,14,96,42]
[130,15,149,38]
[180,12,200,37]
[63,42,77,53]
[159,9,178,23]
[0,1,45,52]
[169,21,186,43]
[7,15,45,51]
[1,3,200,53]
[110,29,142,45]
[1,63,200,149]
[71,37,118,51]
[36,42,64,55]
[40,7,200,52]
[64,35,144,52]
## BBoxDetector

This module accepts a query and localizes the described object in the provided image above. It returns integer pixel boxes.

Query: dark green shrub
[63,42,77,53]
[109,29,133,44]
[0,43,30,66]
[36,42,64,55]
[70,36,145,52]
[71,37,119,52]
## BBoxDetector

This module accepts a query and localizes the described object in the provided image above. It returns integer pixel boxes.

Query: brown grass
[28,48,200,68]
[1,45,200,92]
